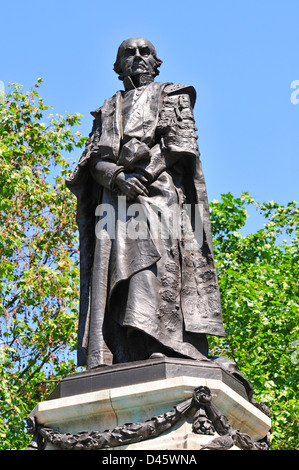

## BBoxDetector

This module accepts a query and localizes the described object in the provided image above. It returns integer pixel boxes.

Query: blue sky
[1,0,298,232]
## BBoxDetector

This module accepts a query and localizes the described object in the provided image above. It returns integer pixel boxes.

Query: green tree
[209,192,299,450]
[0,81,86,449]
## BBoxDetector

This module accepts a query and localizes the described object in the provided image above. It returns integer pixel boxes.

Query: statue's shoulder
[90,92,120,118]
[90,107,101,118]
[164,82,196,107]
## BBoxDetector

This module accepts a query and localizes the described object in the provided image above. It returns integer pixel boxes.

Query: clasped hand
[115,172,149,200]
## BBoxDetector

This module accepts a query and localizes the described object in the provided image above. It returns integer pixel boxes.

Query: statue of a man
[66,38,225,368]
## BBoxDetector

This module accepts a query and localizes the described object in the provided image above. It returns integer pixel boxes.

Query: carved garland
[26,386,270,451]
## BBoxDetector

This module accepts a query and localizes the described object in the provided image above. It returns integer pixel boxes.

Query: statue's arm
[137,90,200,183]
[89,157,124,190]
[86,105,148,199]
[89,157,149,199]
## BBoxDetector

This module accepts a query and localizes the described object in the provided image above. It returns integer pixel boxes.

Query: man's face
[118,38,156,79]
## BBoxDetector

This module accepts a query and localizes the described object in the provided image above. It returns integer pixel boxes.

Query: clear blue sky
[1,0,298,232]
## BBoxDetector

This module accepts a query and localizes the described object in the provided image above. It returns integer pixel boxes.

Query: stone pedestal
[28,358,271,451]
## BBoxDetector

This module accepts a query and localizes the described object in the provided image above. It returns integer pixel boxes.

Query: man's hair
[113,38,163,81]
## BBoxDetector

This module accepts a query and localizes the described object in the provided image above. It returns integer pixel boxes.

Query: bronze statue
[66,38,225,368]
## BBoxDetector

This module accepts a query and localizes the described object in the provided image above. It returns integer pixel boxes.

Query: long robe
[66,81,225,368]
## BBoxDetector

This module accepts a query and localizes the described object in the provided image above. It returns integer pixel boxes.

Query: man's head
[113,37,162,82]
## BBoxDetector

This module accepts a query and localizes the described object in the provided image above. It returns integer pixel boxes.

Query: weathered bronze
[66,38,225,368]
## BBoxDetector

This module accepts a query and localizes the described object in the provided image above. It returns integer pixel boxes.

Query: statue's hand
[115,172,149,200]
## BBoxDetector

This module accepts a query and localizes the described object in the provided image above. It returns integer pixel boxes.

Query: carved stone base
[27,358,271,450]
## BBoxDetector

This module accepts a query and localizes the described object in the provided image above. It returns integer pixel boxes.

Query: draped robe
[66,81,225,368]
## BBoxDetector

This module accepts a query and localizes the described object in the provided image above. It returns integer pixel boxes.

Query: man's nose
[134,48,142,59]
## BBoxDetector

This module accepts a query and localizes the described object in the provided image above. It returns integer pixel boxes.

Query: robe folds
[66,81,225,368]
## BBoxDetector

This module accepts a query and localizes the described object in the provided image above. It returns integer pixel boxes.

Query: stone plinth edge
[27,361,271,451]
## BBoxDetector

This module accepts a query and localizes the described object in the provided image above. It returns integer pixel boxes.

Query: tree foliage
[0,83,298,450]
[0,81,86,449]
[209,193,299,450]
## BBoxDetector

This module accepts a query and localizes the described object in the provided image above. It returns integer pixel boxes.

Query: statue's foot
[149,352,166,359]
